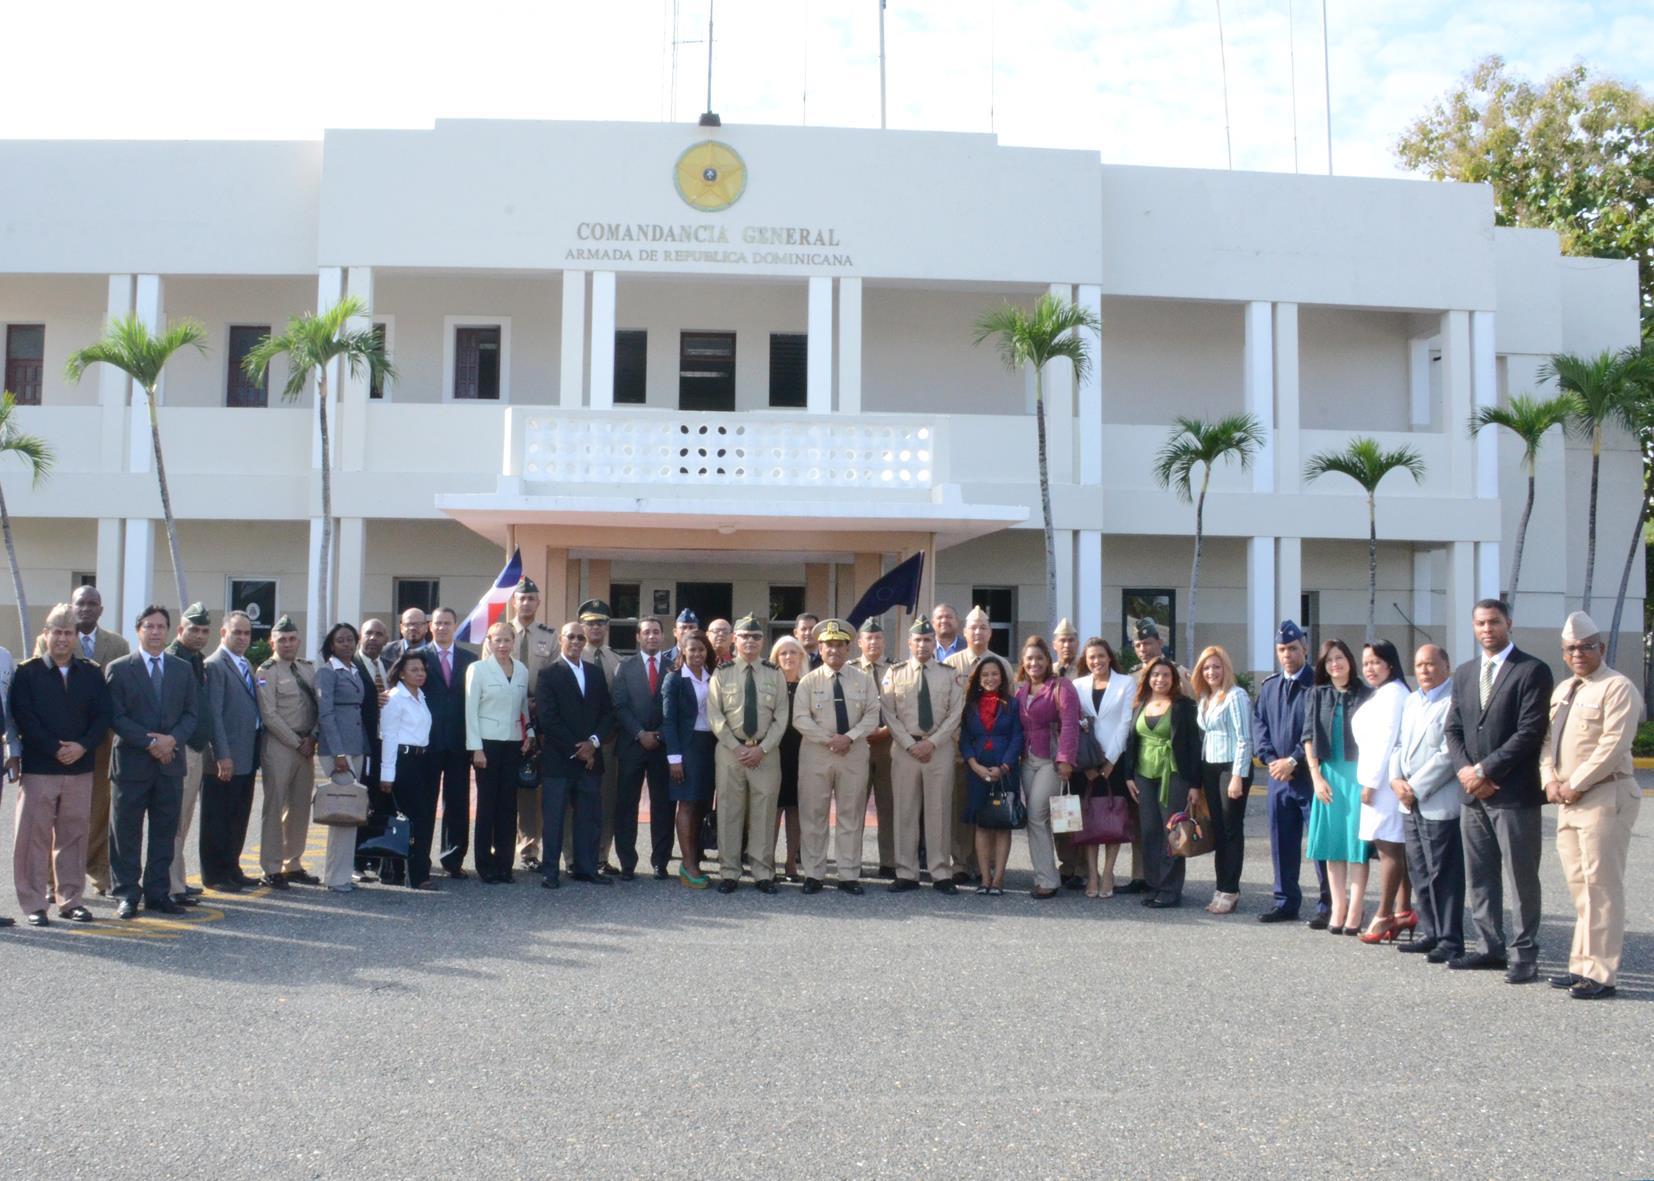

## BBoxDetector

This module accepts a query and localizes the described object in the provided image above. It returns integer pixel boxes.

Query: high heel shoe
[1394,910,1418,936]
[1327,923,1346,936]
[1359,914,1401,944]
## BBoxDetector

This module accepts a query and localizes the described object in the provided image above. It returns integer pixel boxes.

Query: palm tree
[1607,382,1654,665]
[1152,413,1265,661]
[974,292,1100,627]
[1469,393,1573,609]
[66,314,206,609]
[1305,438,1426,641]
[0,392,54,642]
[1540,347,1650,612]
[243,296,393,643]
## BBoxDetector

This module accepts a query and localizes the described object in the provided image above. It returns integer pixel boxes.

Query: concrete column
[1077,528,1103,640]
[1247,536,1278,676]
[1244,301,1275,494]
[804,562,831,614]
[918,534,938,620]
[1043,284,1075,482]
[96,518,124,633]
[121,522,154,632]
[559,270,587,408]
[305,517,329,656]
[1412,548,1435,630]
[1278,537,1303,629]
[1273,302,1300,492]
[586,559,612,607]
[1053,527,1075,630]
[99,274,133,472]
[589,270,616,409]
[341,266,374,471]
[1446,540,1475,667]
[1442,311,1473,498]
[837,277,862,414]
[336,517,366,629]
[851,552,883,607]
[807,276,834,414]
[1077,284,1104,486]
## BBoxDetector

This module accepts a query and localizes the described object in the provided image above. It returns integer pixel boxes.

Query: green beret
[858,618,883,634]
[513,576,540,595]
[732,613,764,635]
[181,602,211,626]
[273,614,298,634]
[909,618,935,637]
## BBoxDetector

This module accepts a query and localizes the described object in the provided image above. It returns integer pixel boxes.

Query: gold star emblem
[675,140,746,212]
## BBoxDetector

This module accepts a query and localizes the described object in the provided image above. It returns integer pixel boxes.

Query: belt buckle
[743,739,761,748]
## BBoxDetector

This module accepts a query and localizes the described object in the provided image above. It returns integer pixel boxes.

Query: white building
[0,119,1641,674]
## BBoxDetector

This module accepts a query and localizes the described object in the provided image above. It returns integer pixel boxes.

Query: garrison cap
[1132,617,1161,641]
[814,618,854,644]
[964,605,991,625]
[858,618,883,634]
[273,614,298,634]
[732,613,764,635]
[513,576,539,595]
[577,599,611,622]
[1052,617,1077,638]
[676,608,700,626]
[181,602,211,626]
[1561,611,1600,644]
[909,617,935,637]
[1275,619,1306,646]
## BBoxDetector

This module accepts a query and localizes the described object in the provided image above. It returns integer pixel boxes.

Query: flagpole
[1321,0,1333,174]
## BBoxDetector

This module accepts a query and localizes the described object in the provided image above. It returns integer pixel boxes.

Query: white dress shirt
[379,684,432,783]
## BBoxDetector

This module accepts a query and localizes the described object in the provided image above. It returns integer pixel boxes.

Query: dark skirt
[670,730,717,804]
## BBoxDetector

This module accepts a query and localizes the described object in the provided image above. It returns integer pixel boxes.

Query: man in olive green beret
[706,614,789,893]
[164,602,213,904]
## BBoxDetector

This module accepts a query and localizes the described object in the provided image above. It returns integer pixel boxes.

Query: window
[970,586,1017,657]
[454,326,502,400]
[227,577,278,640]
[71,572,96,594]
[1123,589,1177,660]
[614,330,647,405]
[679,331,735,411]
[608,582,641,653]
[4,325,44,406]
[394,578,440,617]
[1300,591,1321,652]
[768,333,807,408]
[769,585,806,643]
[369,323,389,399]
[225,325,269,407]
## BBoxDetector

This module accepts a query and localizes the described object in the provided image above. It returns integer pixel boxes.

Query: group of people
[2,581,1641,1000]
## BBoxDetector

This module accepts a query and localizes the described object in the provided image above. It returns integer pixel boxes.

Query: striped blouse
[1196,686,1253,778]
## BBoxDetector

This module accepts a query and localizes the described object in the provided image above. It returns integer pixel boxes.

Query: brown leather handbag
[1165,791,1216,859]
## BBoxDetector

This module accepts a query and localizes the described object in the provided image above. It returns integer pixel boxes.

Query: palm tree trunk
[1187,467,1208,663]
[1584,430,1601,611]
[0,481,29,643]
[316,372,334,651]
[1607,489,1649,667]
[1507,467,1535,608]
[1366,492,1378,643]
[1033,367,1058,629]
[146,385,189,609]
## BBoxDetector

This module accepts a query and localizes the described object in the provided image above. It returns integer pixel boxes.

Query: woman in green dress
[1302,639,1374,934]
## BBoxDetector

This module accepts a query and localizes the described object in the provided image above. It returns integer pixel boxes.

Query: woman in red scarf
[959,658,1023,895]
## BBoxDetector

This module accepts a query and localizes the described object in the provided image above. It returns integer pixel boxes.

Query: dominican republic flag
[456,548,523,643]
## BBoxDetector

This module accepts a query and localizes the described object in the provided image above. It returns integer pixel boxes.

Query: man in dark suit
[200,611,262,892]
[1443,598,1554,983]
[536,622,612,888]
[421,606,478,878]
[104,604,199,918]
[352,625,387,882]
[611,615,673,880]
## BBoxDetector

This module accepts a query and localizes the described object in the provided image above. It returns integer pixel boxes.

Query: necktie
[1550,678,1584,753]
[241,660,255,696]
[441,648,453,686]
[833,672,850,735]
[373,665,386,694]
[742,665,759,739]
[917,665,934,732]
[1479,657,1495,709]
[81,633,95,660]
[149,655,164,697]
[647,655,659,695]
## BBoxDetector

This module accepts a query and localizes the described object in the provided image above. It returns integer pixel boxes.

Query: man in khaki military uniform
[164,602,213,905]
[945,607,1013,883]
[577,598,623,873]
[793,619,881,894]
[255,614,319,887]
[882,617,966,893]
[1130,617,1195,695]
[707,613,789,893]
[1541,611,1643,1000]
[854,619,898,877]
[509,576,558,872]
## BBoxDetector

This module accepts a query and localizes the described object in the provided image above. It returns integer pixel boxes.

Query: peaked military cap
[676,608,700,626]
[577,598,611,622]
[1132,617,1161,641]
[858,618,883,634]
[814,618,854,644]
[1275,619,1305,645]
[273,614,298,634]
[732,613,764,635]
[181,602,211,626]
[909,617,935,637]
[513,576,540,595]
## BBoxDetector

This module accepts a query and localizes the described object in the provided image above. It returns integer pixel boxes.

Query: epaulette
[296,657,314,665]
[761,659,779,669]
[717,659,735,669]
[259,658,277,670]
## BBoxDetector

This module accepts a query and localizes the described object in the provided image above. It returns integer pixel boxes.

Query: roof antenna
[700,0,721,127]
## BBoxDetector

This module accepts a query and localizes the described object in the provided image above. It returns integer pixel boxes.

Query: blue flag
[846,552,925,627]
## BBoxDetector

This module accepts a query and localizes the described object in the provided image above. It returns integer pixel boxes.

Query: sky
[4,0,1651,179]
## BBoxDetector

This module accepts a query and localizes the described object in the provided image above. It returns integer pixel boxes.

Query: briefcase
[313,771,370,826]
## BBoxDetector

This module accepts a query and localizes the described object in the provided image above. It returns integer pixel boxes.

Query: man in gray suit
[200,611,261,892]
[1389,644,1463,962]
[104,604,199,918]
[610,616,673,880]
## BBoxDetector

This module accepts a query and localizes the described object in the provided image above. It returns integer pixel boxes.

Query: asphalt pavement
[1,784,1650,1181]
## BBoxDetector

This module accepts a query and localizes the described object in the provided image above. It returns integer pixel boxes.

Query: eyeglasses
[1562,643,1601,655]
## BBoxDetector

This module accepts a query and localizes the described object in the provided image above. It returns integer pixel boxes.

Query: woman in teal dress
[1302,639,1373,934]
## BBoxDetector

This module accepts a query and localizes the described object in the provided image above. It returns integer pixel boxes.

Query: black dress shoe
[887,878,919,893]
[653,866,670,880]
[1426,945,1458,964]
[1549,972,1581,990]
[952,871,972,885]
[837,880,864,895]
[1398,938,1439,954]
[1257,909,1297,924]
[600,862,621,876]
[444,867,469,880]
[934,880,959,895]
[170,894,200,908]
[116,900,138,920]
[258,874,289,890]
[182,885,204,897]
[802,878,824,895]
[1569,979,1616,1000]
[352,871,379,884]
[540,877,562,890]
[1448,951,1507,971]
[203,880,242,894]
[61,907,94,923]
[1306,913,1330,930]
[1062,875,1086,891]
[1116,879,1149,895]
[1031,887,1058,900]
[716,879,738,894]
[145,897,186,915]
[876,865,896,880]
[1146,896,1181,909]
[1505,962,1538,984]
[233,873,261,888]
[285,870,321,886]
[410,880,440,891]
[26,910,48,927]
[0,916,12,928]
[618,869,636,882]
[754,879,778,895]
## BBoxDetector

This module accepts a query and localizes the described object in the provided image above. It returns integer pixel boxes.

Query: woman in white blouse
[1352,640,1413,943]
[1075,637,1138,897]
[465,621,532,885]
[380,650,437,890]
[1194,645,1253,914]
[662,634,716,888]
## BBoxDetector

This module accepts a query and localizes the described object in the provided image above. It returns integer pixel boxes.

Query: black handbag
[515,752,540,789]
[700,807,719,852]
[1072,721,1106,772]
[975,784,1026,830]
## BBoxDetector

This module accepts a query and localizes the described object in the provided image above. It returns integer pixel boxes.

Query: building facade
[0,120,1642,673]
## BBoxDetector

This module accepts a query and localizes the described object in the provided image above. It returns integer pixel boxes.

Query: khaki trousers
[1557,775,1641,987]
[891,738,958,882]
[517,783,543,863]
[15,772,93,914]
[869,737,895,870]
[86,736,115,892]
[715,744,782,882]
[169,747,206,895]
[950,759,978,878]
[799,741,872,881]
[259,737,316,876]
